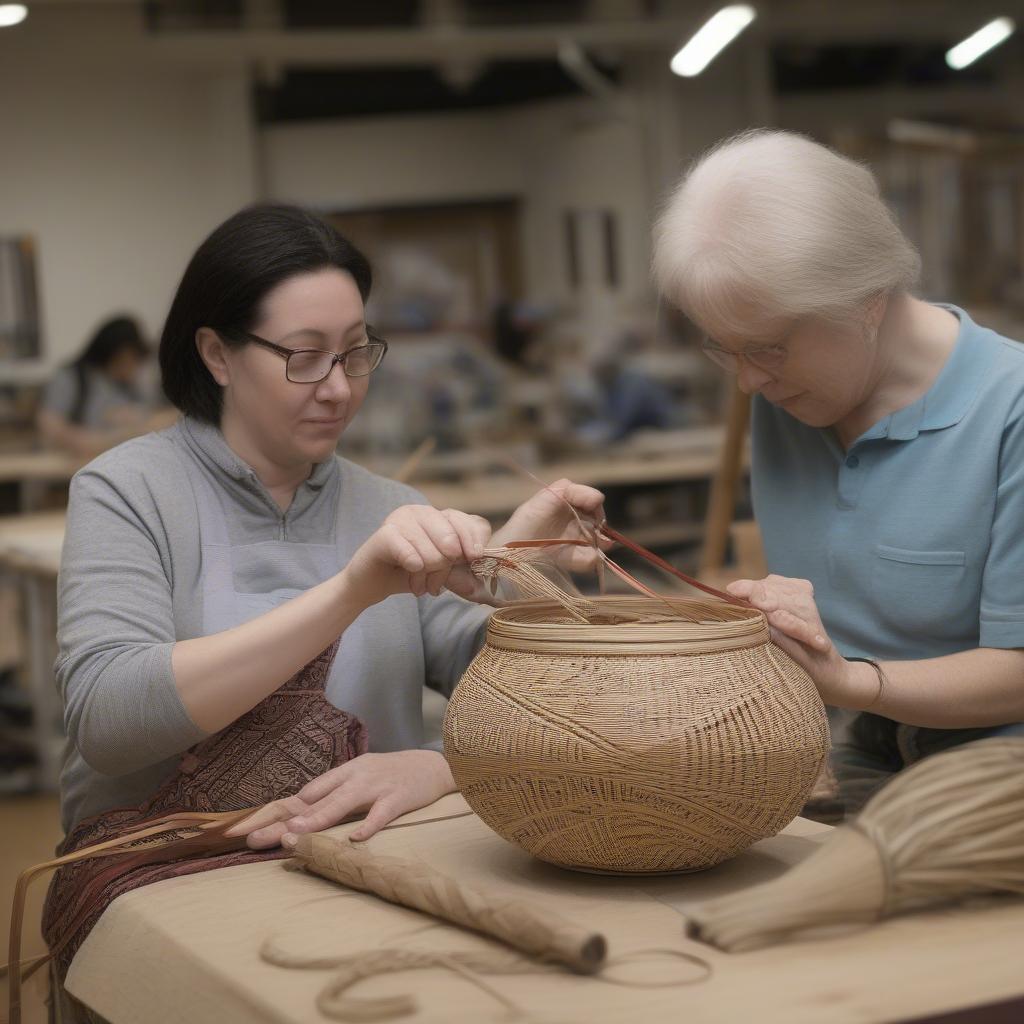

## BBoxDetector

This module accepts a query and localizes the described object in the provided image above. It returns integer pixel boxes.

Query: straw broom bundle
[686,738,1024,952]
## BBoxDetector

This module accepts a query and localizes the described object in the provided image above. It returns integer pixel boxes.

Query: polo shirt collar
[874,304,991,443]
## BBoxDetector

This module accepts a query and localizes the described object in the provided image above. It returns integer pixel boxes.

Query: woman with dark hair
[37,314,173,457]
[43,204,604,1002]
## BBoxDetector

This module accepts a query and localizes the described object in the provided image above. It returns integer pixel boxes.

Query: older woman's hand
[345,504,492,605]
[726,574,880,709]
[490,478,610,573]
[227,749,456,849]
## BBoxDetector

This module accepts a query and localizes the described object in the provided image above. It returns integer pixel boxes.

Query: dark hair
[69,315,149,424]
[159,203,373,424]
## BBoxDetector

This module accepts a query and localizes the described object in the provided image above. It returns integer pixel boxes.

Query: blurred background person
[36,315,174,459]
[579,332,682,446]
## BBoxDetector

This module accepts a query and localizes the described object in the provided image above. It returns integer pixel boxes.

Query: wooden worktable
[0,510,64,578]
[0,511,66,790]
[63,793,1024,1023]
[416,447,731,519]
[0,450,81,513]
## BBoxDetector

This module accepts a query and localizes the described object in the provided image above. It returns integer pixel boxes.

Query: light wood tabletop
[64,792,1024,1024]
[0,511,65,578]
[0,450,81,485]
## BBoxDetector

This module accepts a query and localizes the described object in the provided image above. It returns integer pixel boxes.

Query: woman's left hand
[490,478,610,572]
[726,574,879,709]
[226,749,457,848]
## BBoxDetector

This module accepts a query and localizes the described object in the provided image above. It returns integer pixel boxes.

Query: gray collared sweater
[56,418,489,832]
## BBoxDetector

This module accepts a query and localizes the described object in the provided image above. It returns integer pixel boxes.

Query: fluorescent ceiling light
[0,4,27,28]
[671,5,756,78]
[946,17,1015,70]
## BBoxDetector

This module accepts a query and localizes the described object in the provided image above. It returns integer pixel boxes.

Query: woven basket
[444,595,829,874]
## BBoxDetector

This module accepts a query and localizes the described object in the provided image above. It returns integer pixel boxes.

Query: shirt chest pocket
[872,545,968,636]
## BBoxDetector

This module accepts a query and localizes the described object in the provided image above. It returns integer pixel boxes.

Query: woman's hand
[490,478,610,572]
[227,749,457,848]
[726,574,880,709]
[344,504,492,606]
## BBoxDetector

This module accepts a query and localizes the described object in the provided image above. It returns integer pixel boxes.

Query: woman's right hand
[726,574,879,709]
[343,504,492,606]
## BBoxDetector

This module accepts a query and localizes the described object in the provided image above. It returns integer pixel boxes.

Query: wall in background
[263,111,522,210]
[0,6,257,377]
[0,1,765,373]
[263,97,654,335]
[263,50,752,350]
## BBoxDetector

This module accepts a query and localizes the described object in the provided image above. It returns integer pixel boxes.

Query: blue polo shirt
[751,305,1024,662]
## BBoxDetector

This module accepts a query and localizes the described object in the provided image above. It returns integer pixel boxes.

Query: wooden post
[699,385,751,575]
[394,436,437,484]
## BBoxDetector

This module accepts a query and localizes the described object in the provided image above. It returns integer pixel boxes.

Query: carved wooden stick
[291,833,607,974]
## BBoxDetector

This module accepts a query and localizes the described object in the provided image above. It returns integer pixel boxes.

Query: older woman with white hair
[654,129,1024,813]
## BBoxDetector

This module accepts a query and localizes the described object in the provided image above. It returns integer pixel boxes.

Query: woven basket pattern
[444,596,829,874]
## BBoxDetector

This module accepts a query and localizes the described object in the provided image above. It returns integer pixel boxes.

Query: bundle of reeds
[686,737,1024,951]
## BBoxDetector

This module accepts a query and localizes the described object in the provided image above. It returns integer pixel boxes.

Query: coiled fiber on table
[444,595,829,875]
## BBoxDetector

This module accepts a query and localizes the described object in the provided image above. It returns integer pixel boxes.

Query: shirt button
[845,455,860,468]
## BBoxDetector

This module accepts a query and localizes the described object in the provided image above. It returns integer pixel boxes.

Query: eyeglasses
[226,328,388,383]
[700,336,787,374]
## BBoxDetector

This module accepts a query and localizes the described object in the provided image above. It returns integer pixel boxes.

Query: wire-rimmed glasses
[700,336,787,374]
[227,328,388,383]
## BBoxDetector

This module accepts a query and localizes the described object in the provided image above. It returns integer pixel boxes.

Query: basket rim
[485,595,770,655]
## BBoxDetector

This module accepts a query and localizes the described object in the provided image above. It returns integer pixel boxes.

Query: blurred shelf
[623,522,704,549]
